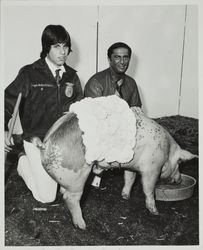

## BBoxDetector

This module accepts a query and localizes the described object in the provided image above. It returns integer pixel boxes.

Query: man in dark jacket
[4,25,83,201]
[84,42,141,107]
[84,42,142,189]
[5,24,83,143]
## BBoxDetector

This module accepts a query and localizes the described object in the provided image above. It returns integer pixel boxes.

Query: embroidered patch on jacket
[65,82,74,97]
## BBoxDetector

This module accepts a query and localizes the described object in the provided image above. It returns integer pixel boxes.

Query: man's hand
[131,106,144,115]
[4,131,14,152]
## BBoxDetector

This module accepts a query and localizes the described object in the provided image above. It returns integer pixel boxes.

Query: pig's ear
[180,149,198,161]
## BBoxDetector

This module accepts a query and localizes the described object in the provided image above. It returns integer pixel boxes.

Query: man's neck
[109,67,124,83]
[45,57,65,77]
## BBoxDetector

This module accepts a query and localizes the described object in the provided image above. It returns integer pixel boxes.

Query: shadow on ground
[5,115,199,246]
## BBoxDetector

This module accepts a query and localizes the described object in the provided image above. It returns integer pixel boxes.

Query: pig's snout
[169,173,182,185]
[174,174,182,184]
[161,172,182,185]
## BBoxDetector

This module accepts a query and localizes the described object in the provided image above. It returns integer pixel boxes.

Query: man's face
[47,43,69,66]
[108,47,131,74]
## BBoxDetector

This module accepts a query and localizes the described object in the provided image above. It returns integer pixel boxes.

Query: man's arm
[4,67,29,152]
[72,73,84,101]
[129,81,142,108]
[5,68,29,131]
[84,78,103,97]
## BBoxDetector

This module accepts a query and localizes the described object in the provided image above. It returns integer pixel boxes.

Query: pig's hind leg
[59,163,92,230]
[62,189,86,229]
[141,166,160,215]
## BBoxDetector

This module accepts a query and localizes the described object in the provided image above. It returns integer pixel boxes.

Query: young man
[5,25,83,201]
[84,42,142,189]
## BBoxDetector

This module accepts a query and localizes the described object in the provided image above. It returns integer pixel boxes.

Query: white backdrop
[1,4,98,90]
[1,2,198,118]
[179,5,198,118]
[98,6,187,117]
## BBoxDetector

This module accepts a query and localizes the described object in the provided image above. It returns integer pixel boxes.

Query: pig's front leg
[141,170,159,215]
[122,170,136,199]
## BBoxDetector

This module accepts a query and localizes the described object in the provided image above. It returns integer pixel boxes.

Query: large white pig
[35,97,197,230]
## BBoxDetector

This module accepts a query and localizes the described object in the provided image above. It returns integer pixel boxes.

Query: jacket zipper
[57,83,61,118]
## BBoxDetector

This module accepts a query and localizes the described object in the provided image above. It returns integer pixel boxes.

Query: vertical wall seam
[96,6,99,73]
[178,5,187,115]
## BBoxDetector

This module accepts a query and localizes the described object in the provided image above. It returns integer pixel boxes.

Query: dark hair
[40,25,72,58]
[107,42,132,58]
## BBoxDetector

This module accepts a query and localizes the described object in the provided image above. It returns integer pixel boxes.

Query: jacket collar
[109,67,125,85]
[45,57,66,78]
[32,58,77,81]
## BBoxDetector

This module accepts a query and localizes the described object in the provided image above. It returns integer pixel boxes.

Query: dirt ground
[5,115,199,246]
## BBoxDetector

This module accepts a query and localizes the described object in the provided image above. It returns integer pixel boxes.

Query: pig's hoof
[73,219,86,230]
[122,193,130,200]
[148,208,159,216]
[151,210,159,216]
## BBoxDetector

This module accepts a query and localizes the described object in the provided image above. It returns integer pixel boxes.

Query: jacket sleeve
[73,73,84,101]
[129,81,142,108]
[84,78,103,97]
[4,67,30,131]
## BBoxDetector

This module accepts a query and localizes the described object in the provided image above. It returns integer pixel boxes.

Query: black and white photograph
[1,0,201,247]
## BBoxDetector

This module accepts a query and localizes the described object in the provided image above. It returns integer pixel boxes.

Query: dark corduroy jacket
[5,58,83,140]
